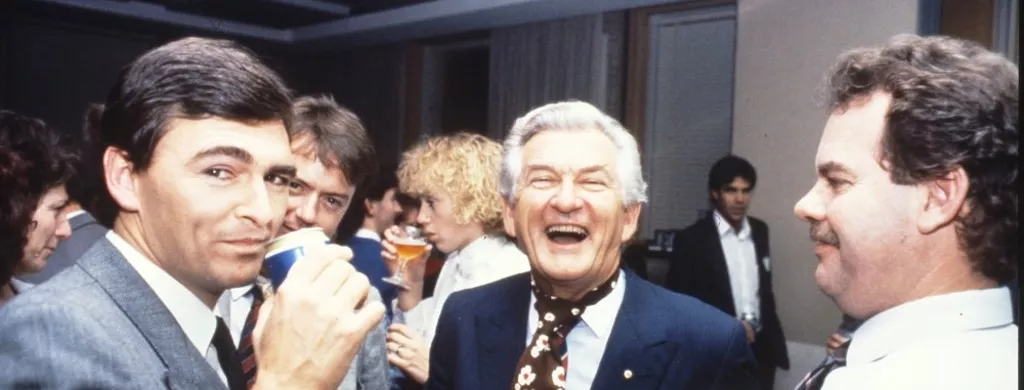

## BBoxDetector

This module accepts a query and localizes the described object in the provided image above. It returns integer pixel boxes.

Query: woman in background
[382,132,530,385]
[0,111,77,304]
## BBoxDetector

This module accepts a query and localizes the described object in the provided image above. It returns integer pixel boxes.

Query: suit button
[624,369,633,379]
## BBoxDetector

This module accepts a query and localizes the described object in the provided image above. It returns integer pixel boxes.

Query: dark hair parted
[289,95,378,190]
[708,155,758,191]
[0,111,78,286]
[93,37,294,227]
[825,34,1018,283]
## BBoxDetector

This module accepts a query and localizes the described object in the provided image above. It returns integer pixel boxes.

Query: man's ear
[103,146,141,212]
[620,203,643,242]
[916,166,970,234]
[364,198,376,217]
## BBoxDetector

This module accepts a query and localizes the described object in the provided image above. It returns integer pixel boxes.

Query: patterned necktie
[237,285,264,389]
[510,271,620,390]
[795,339,850,390]
[213,317,246,390]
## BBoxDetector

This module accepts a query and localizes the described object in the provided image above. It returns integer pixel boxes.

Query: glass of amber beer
[382,225,429,289]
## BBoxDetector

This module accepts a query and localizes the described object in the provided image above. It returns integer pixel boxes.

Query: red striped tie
[237,286,263,389]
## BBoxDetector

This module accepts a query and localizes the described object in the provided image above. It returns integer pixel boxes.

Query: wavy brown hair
[825,34,1018,283]
[0,111,78,285]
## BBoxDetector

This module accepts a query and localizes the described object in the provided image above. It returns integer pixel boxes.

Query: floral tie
[511,271,619,390]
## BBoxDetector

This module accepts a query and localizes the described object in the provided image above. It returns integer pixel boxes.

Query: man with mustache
[0,37,383,389]
[666,155,789,389]
[793,34,1018,389]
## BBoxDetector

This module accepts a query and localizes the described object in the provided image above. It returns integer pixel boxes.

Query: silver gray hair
[499,100,648,206]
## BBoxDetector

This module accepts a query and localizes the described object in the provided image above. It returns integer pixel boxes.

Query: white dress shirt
[822,287,1018,389]
[713,211,759,318]
[524,272,625,390]
[219,284,258,346]
[106,231,229,387]
[394,234,530,346]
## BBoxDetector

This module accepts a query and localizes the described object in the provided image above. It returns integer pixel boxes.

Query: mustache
[809,222,841,248]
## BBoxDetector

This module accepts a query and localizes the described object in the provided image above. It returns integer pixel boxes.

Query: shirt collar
[447,235,512,274]
[846,287,1014,365]
[713,210,750,239]
[528,271,627,342]
[66,210,87,220]
[8,278,32,293]
[354,228,381,242]
[228,276,271,301]
[106,230,217,356]
[579,271,627,341]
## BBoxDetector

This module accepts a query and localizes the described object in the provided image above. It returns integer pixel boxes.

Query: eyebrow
[289,176,350,201]
[817,161,855,178]
[191,146,254,165]
[524,164,611,175]
[191,145,296,178]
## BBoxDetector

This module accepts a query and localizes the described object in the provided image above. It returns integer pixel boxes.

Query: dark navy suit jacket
[426,269,759,390]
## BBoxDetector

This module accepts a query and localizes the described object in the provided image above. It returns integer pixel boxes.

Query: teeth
[545,225,589,236]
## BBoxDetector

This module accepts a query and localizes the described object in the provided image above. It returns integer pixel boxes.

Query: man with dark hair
[220,94,388,390]
[793,34,1017,389]
[344,169,402,311]
[18,104,108,286]
[666,155,789,390]
[0,38,384,390]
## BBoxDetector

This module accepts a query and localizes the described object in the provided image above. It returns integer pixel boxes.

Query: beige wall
[732,0,918,343]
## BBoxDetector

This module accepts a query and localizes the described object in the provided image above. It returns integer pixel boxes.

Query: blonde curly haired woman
[382,132,529,384]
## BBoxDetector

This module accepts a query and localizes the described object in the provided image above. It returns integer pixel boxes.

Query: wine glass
[382,225,429,290]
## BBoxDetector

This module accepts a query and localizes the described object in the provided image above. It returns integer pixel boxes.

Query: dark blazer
[426,270,759,390]
[19,211,108,285]
[0,238,227,389]
[665,215,790,371]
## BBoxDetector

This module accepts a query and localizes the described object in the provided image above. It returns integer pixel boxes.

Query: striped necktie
[795,339,849,390]
[237,285,264,389]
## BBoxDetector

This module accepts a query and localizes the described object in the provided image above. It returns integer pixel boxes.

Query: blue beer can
[264,227,330,288]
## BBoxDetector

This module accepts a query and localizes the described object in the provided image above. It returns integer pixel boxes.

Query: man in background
[340,169,403,319]
[666,155,789,389]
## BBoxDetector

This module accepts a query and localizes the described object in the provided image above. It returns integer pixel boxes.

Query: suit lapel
[593,271,676,390]
[476,273,531,390]
[702,216,736,316]
[751,221,770,291]
[77,238,225,390]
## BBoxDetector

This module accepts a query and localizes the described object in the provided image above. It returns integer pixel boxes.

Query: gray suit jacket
[0,238,226,389]
[18,211,108,285]
[341,287,390,390]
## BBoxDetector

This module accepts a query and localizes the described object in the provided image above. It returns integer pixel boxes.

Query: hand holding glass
[382,225,429,289]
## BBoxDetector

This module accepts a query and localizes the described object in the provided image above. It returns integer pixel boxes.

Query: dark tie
[213,317,246,390]
[510,271,620,390]
[795,339,850,390]
[237,286,264,389]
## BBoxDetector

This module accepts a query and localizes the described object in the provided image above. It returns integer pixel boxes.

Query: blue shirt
[348,230,397,320]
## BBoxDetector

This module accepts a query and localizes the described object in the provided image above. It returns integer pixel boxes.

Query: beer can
[264,227,330,288]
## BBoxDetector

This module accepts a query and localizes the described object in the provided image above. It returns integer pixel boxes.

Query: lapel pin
[623,369,633,379]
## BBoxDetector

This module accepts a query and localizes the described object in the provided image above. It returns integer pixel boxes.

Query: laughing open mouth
[545,224,590,244]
